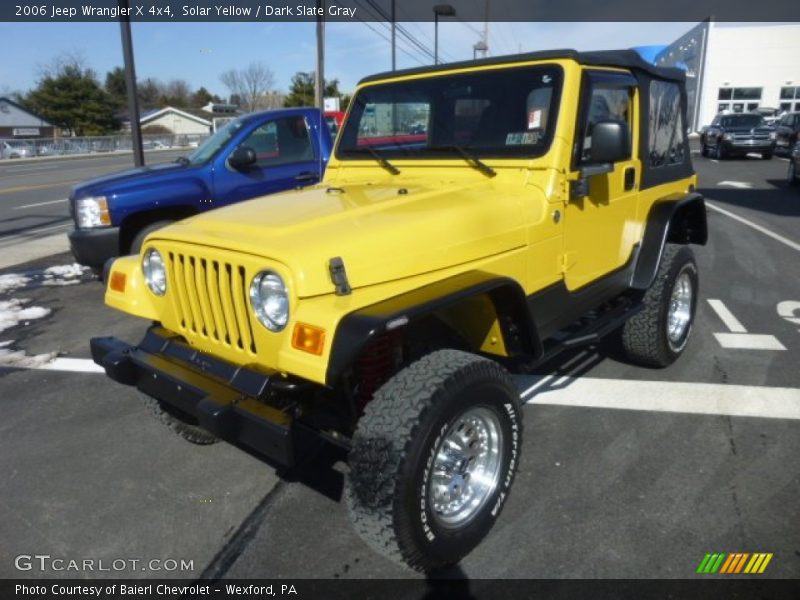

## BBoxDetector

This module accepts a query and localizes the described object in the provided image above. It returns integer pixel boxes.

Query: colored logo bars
[696,553,773,574]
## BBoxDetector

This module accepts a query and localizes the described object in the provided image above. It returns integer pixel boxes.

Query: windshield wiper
[429,145,496,178]
[350,147,400,175]
[175,156,190,165]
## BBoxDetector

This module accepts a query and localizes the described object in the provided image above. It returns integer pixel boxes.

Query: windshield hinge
[329,257,352,296]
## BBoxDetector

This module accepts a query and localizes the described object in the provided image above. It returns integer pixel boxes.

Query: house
[0,97,55,138]
[139,106,213,135]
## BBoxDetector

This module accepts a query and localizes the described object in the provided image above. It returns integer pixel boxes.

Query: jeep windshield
[183,118,244,165]
[337,65,562,160]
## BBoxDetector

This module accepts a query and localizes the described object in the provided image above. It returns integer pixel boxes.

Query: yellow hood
[150,180,527,298]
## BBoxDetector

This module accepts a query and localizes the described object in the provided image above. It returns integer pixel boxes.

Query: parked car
[773,112,800,156]
[788,141,800,186]
[68,107,332,271]
[93,49,706,571]
[701,113,776,159]
[1,140,35,158]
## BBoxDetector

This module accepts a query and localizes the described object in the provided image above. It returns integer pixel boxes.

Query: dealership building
[655,22,800,132]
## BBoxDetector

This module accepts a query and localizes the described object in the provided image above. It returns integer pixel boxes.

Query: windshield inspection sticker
[528,109,542,129]
[506,131,541,145]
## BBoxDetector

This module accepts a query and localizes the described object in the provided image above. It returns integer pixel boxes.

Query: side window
[580,85,632,163]
[239,116,314,168]
[649,80,686,168]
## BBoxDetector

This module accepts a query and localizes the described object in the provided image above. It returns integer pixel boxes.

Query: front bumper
[68,227,121,269]
[91,327,308,466]
[721,140,775,154]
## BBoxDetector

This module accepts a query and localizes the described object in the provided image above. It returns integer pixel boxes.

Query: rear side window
[649,81,686,168]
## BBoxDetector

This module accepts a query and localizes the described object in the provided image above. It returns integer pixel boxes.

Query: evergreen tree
[26,64,119,135]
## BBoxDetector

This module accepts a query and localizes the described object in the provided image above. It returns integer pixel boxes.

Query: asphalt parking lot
[0,150,798,581]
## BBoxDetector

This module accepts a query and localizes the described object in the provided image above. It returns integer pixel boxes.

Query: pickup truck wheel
[346,349,522,572]
[788,161,799,186]
[700,143,709,157]
[762,152,773,160]
[130,220,174,255]
[621,244,698,367]
[139,392,220,445]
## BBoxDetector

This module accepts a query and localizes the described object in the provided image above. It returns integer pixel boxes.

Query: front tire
[346,350,522,572]
[762,151,773,160]
[130,220,174,255]
[621,244,698,367]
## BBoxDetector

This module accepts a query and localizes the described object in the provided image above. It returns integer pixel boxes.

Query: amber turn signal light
[292,323,326,355]
[109,271,126,292]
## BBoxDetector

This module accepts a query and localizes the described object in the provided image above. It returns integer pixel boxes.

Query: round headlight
[142,248,167,296]
[249,271,289,331]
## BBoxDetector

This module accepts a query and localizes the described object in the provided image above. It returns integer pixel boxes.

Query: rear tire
[140,392,220,445]
[621,244,698,367]
[788,161,799,186]
[346,350,522,572]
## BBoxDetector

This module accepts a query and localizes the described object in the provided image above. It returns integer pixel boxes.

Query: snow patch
[42,263,91,287]
[0,274,31,295]
[0,345,57,369]
[0,299,52,335]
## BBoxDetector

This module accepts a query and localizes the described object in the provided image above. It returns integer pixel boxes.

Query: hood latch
[329,257,352,296]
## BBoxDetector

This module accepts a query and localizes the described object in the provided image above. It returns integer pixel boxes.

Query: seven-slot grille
[167,251,257,355]
[731,132,770,140]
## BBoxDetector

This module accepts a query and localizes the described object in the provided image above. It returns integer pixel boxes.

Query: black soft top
[359,48,685,85]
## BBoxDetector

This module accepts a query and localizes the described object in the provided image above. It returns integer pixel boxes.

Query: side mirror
[570,120,631,200]
[228,146,257,170]
[589,120,631,164]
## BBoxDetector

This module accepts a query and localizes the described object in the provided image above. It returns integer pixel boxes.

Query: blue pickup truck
[68,107,332,270]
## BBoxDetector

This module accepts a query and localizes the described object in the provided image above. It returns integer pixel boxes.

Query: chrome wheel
[429,406,503,528]
[667,272,693,344]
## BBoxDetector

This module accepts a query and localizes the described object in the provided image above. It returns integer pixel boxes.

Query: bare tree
[220,62,276,113]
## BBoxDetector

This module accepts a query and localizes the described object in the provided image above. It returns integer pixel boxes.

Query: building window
[780,86,799,100]
[717,87,762,114]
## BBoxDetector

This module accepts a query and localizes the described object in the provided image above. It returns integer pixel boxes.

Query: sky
[0,21,697,99]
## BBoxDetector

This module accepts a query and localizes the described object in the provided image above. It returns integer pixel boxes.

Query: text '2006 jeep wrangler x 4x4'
[92,49,706,572]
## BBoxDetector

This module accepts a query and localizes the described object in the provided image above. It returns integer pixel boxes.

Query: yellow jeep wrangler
[92,49,706,571]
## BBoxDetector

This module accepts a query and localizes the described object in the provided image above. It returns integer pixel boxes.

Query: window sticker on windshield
[506,131,540,145]
[528,109,542,129]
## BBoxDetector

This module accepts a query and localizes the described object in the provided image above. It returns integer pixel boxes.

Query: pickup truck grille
[167,251,257,355]
[731,132,770,140]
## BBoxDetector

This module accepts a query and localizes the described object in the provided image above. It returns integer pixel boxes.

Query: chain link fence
[0,133,210,160]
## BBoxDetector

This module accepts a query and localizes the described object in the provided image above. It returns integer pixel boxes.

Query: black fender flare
[631,192,707,290]
[325,271,540,386]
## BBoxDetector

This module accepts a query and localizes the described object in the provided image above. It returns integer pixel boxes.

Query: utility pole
[118,0,143,167]
[315,0,325,109]
[391,0,396,70]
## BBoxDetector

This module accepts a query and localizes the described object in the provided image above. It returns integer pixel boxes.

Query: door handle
[624,166,636,191]
[295,171,318,182]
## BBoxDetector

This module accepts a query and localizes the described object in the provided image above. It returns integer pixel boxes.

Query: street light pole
[118,0,143,167]
[433,4,455,65]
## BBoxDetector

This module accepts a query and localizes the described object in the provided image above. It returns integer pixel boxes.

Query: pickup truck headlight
[722,133,733,141]
[75,196,110,228]
[249,271,289,332]
[142,249,167,296]
[769,131,777,140]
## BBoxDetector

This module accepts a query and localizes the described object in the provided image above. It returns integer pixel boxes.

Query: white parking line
[706,299,747,333]
[706,201,800,253]
[525,377,800,421]
[12,198,68,210]
[712,333,786,350]
[717,181,753,189]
